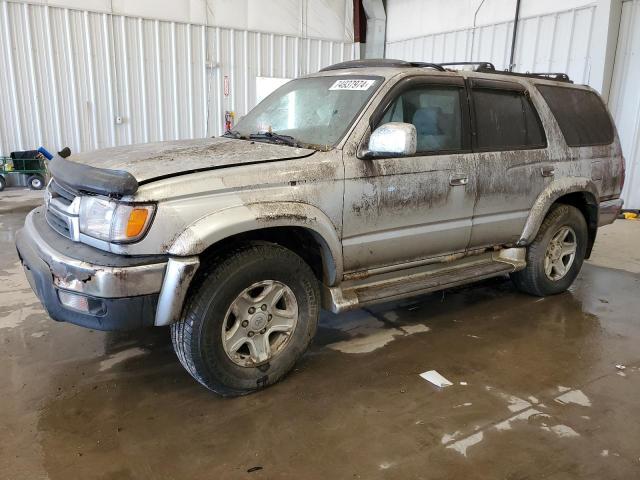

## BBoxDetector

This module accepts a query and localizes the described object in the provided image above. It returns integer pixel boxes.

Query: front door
[341,76,478,273]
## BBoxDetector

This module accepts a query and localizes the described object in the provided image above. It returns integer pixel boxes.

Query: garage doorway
[609,0,640,210]
[608,0,640,210]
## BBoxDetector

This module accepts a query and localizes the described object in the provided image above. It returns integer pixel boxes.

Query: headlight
[79,196,155,243]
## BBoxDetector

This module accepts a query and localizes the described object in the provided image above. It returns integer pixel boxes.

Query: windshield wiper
[249,131,299,147]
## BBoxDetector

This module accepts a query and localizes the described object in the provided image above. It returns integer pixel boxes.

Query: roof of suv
[314,58,586,90]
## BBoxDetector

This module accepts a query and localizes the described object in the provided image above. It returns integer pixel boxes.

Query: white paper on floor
[420,370,453,388]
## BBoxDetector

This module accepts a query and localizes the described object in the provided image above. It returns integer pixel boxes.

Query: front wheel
[171,242,320,396]
[511,204,588,296]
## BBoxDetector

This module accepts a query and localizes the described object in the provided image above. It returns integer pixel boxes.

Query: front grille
[45,208,71,237]
[45,179,79,241]
[49,179,77,206]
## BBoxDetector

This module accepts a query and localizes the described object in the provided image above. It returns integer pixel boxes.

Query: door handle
[541,166,555,177]
[449,174,469,186]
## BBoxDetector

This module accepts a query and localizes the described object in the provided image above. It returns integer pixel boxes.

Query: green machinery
[0,155,48,191]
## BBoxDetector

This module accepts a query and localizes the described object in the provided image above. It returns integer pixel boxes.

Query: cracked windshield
[229,76,383,149]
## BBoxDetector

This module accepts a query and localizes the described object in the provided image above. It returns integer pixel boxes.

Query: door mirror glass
[368,122,417,157]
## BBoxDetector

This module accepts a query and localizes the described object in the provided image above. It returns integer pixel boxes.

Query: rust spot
[113,269,129,281]
[258,212,309,223]
[253,202,316,226]
[50,262,92,284]
[343,269,372,281]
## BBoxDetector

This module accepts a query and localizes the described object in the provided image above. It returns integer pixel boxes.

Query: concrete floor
[2,192,640,479]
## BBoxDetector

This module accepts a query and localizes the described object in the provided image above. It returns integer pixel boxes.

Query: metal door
[608,0,640,209]
[341,76,477,273]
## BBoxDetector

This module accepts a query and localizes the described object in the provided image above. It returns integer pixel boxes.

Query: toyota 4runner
[16,59,625,395]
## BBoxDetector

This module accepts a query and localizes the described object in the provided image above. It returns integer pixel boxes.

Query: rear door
[341,75,477,273]
[467,78,551,249]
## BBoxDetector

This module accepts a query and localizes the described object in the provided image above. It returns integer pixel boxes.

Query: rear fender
[517,177,599,246]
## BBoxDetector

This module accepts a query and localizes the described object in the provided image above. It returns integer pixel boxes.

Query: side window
[472,88,546,151]
[378,86,464,154]
[537,85,614,147]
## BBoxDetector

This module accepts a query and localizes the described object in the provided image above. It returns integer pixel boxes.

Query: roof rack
[319,58,572,83]
[320,59,445,72]
[440,61,496,71]
[320,59,413,72]
[440,61,572,83]
[408,62,446,71]
[477,69,573,83]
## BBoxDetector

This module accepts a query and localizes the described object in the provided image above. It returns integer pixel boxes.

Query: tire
[27,174,45,190]
[171,242,320,396]
[0,176,5,192]
[511,204,588,297]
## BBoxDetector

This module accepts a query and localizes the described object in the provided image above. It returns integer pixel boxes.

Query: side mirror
[367,122,417,157]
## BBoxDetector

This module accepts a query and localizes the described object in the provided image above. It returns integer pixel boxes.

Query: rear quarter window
[537,85,614,147]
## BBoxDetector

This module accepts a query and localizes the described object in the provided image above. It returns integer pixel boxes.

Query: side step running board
[324,248,526,313]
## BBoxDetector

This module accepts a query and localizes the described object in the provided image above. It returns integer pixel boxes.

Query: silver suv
[16,59,625,395]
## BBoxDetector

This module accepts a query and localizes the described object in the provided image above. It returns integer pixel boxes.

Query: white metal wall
[385,5,597,83]
[608,0,640,210]
[0,1,358,156]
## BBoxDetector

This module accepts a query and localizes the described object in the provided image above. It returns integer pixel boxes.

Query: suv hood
[51,137,315,196]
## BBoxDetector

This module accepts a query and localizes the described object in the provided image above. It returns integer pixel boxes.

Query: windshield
[230,75,383,149]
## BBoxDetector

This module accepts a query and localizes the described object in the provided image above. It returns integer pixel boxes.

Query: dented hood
[53,137,315,196]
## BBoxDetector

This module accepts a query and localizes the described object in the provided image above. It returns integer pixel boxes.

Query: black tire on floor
[0,176,5,191]
[171,242,320,396]
[511,204,588,297]
[27,174,45,190]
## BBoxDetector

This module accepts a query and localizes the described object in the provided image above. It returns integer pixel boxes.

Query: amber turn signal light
[126,208,150,238]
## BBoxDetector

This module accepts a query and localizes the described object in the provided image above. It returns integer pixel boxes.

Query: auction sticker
[329,79,375,91]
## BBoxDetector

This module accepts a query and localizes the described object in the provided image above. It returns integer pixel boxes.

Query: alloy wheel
[222,280,298,367]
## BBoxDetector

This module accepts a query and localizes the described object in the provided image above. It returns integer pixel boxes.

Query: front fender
[517,177,599,246]
[168,202,343,285]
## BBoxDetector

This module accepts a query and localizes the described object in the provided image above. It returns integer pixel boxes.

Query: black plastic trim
[440,61,496,71]
[469,77,526,92]
[476,67,573,83]
[16,227,158,331]
[49,157,138,198]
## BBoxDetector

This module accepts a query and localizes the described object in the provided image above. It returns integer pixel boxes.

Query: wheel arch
[518,178,599,258]
[168,202,343,286]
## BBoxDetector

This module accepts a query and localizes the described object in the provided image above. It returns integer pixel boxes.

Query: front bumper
[16,207,198,330]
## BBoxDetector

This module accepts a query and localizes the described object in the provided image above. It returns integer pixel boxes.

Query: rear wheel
[171,242,320,396]
[511,204,588,296]
[27,174,44,190]
[0,176,5,191]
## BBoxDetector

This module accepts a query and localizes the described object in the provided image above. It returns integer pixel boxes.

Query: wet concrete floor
[2,203,640,479]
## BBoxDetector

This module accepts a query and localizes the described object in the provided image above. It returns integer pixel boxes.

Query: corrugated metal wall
[385,4,596,83]
[609,0,640,209]
[0,0,358,156]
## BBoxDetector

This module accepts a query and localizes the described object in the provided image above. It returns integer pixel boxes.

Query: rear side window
[472,89,546,151]
[537,85,614,147]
